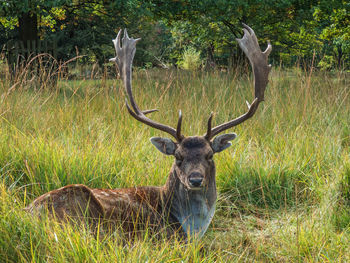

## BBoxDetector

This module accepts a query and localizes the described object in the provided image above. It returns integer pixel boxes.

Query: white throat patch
[177,195,216,238]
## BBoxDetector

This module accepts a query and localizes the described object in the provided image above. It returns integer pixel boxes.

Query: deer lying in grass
[25,24,272,239]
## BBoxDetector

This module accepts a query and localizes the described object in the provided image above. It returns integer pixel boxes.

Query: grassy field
[0,64,349,262]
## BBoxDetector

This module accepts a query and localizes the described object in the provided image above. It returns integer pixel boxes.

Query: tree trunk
[336,45,343,69]
[205,43,216,70]
[18,12,38,44]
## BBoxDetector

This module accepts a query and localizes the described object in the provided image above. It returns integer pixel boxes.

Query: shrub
[178,46,202,70]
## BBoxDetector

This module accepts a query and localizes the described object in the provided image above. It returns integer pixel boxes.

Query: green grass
[0,65,349,262]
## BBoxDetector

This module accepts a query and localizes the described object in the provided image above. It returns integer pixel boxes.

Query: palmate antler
[205,24,272,139]
[110,30,184,142]
[111,24,271,142]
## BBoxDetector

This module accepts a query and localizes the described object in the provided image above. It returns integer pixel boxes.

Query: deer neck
[163,164,217,238]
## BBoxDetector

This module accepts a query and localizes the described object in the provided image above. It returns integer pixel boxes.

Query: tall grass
[0,58,349,261]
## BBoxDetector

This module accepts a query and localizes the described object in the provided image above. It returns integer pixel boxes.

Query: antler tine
[206,24,272,139]
[205,112,214,140]
[176,110,184,141]
[242,23,259,48]
[111,29,183,142]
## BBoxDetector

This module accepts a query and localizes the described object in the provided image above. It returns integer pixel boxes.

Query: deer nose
[189,172,203,187]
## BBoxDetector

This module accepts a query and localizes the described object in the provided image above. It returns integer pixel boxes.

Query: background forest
[1,0,349,71]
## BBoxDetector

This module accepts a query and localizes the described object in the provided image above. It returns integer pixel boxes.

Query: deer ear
[150,137,176,155]
[212,133,237,153]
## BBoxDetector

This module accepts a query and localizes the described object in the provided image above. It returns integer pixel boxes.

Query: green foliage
[0,0,69,15]
[0,1,157,65]
[314,2,350,68]
[1,0,349,69]
[318,55,336,70]
[178,46,202,70]
[146,0,350,69]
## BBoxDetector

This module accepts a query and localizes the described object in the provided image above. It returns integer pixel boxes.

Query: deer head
[151,134,238,191]
[110,24,272,193]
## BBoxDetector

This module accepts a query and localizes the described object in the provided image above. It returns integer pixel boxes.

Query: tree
[1,0,348,69]
[0,0,69,43]
[145,0,349,69]
[0,0,162,65]
[314,1,350,68]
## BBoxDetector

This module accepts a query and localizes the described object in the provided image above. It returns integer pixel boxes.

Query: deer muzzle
[188,172,204,188]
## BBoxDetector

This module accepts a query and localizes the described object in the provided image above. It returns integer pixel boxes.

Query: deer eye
[175,154,183,166]
[176,159,183,166]
[207,153,213,161]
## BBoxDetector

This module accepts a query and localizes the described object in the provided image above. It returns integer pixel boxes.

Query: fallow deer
[25,24,272,240]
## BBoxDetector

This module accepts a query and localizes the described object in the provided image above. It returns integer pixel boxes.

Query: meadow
[0,62,349,262]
